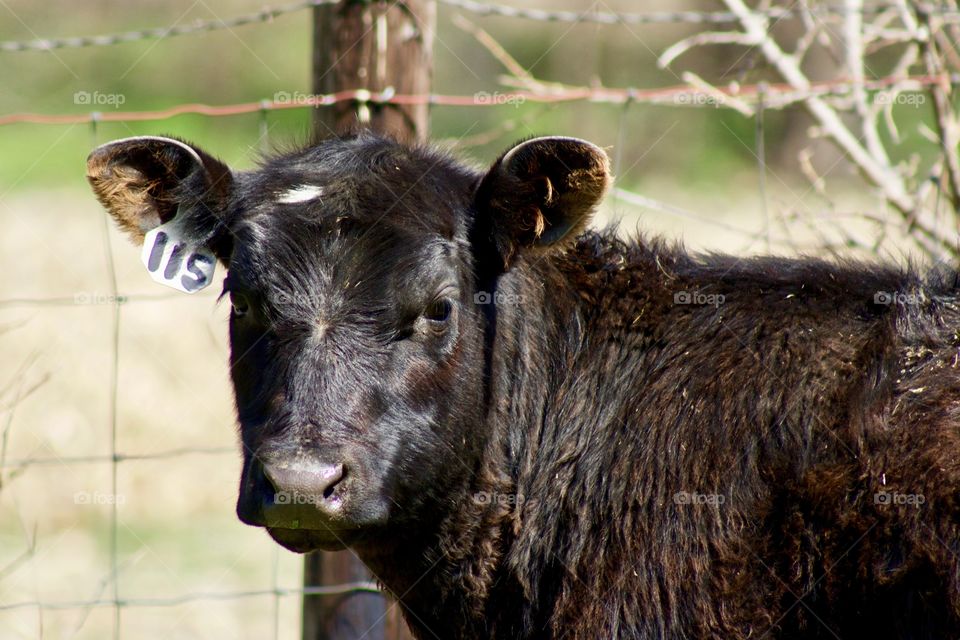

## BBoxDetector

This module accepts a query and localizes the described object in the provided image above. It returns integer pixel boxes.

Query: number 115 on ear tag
[140,222,217,294]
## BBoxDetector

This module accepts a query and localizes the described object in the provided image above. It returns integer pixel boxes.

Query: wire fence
[0,74,954,126]
[0,583,383,613]
[5,0,954,51]
[1,0,956,638]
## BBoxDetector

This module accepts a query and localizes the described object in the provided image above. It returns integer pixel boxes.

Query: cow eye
[423,298,452,323]
[230,292,249,317]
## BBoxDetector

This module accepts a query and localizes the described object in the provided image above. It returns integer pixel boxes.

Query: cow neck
[358,256,581,638]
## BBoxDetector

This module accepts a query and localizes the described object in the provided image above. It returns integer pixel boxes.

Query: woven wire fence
[1,0,956,637]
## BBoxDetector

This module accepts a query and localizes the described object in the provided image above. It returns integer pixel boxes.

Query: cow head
[87,133,609,552]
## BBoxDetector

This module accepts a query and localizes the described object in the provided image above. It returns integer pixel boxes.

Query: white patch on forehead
[311,316,331,344]
[314,320,329,340]
[277,184,325,204]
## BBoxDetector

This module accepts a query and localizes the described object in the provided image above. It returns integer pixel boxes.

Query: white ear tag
[140,221,216,294]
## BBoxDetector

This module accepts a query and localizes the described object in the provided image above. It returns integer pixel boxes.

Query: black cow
[88,132,960,639]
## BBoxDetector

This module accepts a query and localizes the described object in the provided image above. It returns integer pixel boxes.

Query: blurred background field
[0,0,951,638]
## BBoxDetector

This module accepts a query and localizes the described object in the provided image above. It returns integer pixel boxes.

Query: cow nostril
[322,465,345,499]
[322,463,347,499]
[318,463,346,501]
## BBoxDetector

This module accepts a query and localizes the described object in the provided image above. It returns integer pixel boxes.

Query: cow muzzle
[237,456,351,532]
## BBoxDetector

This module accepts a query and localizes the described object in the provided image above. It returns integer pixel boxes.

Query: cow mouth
[266,525,361,552]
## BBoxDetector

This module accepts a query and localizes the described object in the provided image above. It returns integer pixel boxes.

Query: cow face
[87,133,609,552]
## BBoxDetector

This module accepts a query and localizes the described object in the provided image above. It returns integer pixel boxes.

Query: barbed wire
[0,292,205,307]
[446,0,784,25]
[0,74,949,127]
[0,446,234,472]
[0,582,383,613]
[0,0,337,52]
[2,0,957,52]
[439,0,921,24]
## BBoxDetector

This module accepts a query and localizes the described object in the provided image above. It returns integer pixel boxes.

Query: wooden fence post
[304,1,434,638]
[311,0,435,143]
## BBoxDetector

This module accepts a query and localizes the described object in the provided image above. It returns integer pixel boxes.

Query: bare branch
[872,41,920,144]
[451,14,541,90]
[916,7,960,213]
[845,0,893,171]
[658,31,756,69]
[680,71,754,116]
[793,0,822,62]
[722,0,916,214]
[797,147,828,199]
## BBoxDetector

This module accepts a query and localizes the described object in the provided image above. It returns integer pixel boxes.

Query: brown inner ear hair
[87,146,187,243]
[504,139,609,248]
[472,138,610,275]
[89,136,237,267]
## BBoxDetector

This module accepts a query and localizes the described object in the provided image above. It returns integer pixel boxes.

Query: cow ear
[86,136,234,263]
[472,136,610,271]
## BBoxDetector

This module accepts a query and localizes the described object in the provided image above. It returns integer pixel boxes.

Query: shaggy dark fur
[88,132,960,639]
